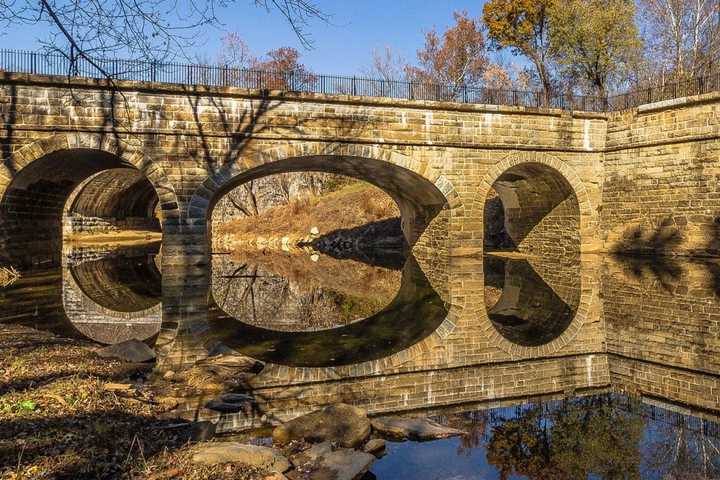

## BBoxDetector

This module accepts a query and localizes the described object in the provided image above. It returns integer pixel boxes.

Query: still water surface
[2,243,720,478]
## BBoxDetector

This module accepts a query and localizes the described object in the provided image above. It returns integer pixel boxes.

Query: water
[2,243,720,478]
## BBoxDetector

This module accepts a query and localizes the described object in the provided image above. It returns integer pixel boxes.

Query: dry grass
[0,266,20,288]
[0,324,267,480]
[218,183,399,238]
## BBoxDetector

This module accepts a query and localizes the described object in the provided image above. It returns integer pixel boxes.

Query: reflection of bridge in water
[3,243,720,435]
[150,251,720,434]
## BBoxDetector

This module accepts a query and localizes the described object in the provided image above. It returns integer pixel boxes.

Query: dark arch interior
[208,156,449,246]
[484,255,580,347]
[0,149,161,267]
[65,168,160,234]
[484,163,580,257]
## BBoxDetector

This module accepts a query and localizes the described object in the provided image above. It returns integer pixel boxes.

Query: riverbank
[215,183,399,251]
[0,324,269,479]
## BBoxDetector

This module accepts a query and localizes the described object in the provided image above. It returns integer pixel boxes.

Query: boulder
[371,416,465,441]
[289,442,333,467]
[363,438,386,456]
[205,393,254,413]
[273,404,370,448]
[195,352,264,373]
[192,442,290,472]
[287,448,375,480]
[184,352,264,391]
[96,339,156,363]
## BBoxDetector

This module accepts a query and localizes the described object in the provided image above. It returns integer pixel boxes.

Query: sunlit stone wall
[604,92,720,256]
[0,73,606,270]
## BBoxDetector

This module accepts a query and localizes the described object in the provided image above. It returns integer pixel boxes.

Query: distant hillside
[216,182,399,239]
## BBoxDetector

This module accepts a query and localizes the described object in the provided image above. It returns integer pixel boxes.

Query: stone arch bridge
[3,73,720,351]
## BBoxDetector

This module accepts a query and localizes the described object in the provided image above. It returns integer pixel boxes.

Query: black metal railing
[2,49,720,112]
[0,49,605,111]
[608,71,720,110]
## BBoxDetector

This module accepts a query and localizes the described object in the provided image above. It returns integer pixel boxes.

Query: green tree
[483,0,555,103]
[548,0,641,99]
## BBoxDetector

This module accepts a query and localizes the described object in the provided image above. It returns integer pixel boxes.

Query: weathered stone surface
[289,442,333,467]
[371,416,464,441]
[183,353,264,391]
[287,446,375,480]
[192,442,290,472]
[273,404,371,448]
[96,339,156,363]
[363,439,386,455]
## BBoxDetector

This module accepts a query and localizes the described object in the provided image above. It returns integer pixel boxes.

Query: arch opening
[63,168,161,237]
[0,148,162,267]
[484,255,580,347]
[484,162,581,257]
[205,155,449,248]
[208,255,448,367]
[482,161,583,348]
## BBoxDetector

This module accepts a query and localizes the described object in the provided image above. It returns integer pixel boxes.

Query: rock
[288,448,375,480]
[192,442,290,472]
[96,339,156,363]
[157,396,179,411]
[371,416,465,441]
[363,439,386,456]
[310,226,320,235]
[290,441,333,466]
[162,370,176,380]
[184,353,264,391]
[310,254,319,262]
[102,382,134,391]
[205,393,254,413]
[273,404,371,448]
[196,352,264,372]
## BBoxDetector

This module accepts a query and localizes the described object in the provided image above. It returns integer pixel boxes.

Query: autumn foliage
[404,11,487,98]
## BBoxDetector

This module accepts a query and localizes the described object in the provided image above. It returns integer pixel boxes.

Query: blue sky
[1,1,498,76]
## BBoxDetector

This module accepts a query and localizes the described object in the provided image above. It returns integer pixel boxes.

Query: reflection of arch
[62,247,162,344]
[484,256,579,347]
[480,253,599,358]
[187,143,462,247]
[208,256,449,367]
[0,133,178,266]
[477,152,593,255]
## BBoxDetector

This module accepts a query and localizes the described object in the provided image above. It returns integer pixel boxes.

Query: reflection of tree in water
[212,252,402,331]
[487,395,644,479]
[643,410,720,479]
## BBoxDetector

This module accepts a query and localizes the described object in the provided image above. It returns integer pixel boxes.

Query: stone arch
[0,133,178,266]
[476,152,596,357]
[62,169,161,236]
[187,142,462,249]
[477,151,594,255]
[62,248,162,344]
